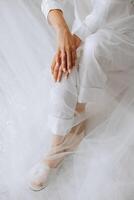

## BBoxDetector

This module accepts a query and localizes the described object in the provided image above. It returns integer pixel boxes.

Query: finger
[51,56,56,74]
[72,49,77,67]
[57,67,63,82]
[53,50,61,81]
[61,49,67,73]
[53,63,60,82]
[55,51,61,68]
[66,48,72,73]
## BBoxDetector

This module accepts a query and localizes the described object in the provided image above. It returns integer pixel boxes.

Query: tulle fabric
[0,0,134,200]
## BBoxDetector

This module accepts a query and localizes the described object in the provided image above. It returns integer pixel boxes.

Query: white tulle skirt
[0,0,134,200]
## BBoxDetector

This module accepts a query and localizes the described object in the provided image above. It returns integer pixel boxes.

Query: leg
[78,33,107,103]
[45,102,86,168]
[45,33,106,167]
[28,68,80,190]
[29,101,87,191]
[48,67,79,136]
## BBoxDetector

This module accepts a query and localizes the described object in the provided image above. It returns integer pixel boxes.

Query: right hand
[51,28,81,82]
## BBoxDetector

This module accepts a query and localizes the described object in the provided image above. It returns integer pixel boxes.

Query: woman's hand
[73,34,81,49]
[48,9,81,82]
[51,28,81,82]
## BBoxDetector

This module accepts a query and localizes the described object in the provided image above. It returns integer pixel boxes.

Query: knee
[49,84,77,119]
[48,80,78,134]
[50,67,78,106]
[82,34,101,62]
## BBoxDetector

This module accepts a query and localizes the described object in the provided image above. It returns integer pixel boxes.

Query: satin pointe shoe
[28,160,63,191]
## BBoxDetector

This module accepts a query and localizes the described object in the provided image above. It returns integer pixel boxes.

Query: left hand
[51,33,81,82]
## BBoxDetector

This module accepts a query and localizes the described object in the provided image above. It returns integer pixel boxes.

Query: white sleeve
[73,1,108,41]
[41,0,66,22]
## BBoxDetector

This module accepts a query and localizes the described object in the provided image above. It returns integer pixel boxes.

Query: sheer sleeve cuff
[73,1,108,41]
[72,23,92,41]
[41,0,64,22]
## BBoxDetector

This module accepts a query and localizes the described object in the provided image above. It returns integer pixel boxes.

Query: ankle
[75,103,86,114]
[51,135,65,147]
[44,159,62,168]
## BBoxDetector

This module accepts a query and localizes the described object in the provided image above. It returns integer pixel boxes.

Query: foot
[28,136,65,191]
[28,116,86,191]
[28,161,51,191]
[28,160,62,191]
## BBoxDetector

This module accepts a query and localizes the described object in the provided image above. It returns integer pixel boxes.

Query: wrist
[55,25,69,35]
[73,34,81,41]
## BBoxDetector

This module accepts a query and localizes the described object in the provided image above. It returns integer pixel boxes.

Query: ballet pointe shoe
[28,160,63,191]
[28,121,86,191]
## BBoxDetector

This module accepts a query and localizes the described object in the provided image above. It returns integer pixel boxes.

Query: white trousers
[47,28,130,136]
[47,33,109,136]
[48,67,79,136]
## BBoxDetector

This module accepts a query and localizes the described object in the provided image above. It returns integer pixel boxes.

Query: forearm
[48,9,69,33]
[41,1,81,81]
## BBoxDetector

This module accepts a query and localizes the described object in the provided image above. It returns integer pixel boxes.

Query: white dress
[0,0,134,200]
